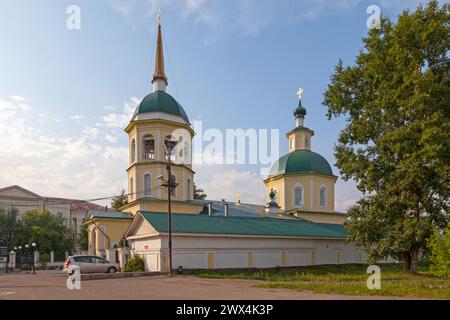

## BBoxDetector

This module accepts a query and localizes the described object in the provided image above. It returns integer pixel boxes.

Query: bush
[39,253,51,269]
[427,227,450,278]
[124,255,145,272]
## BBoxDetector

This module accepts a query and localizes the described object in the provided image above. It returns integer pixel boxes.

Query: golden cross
[297,87,304,100]
[157,8,161,25]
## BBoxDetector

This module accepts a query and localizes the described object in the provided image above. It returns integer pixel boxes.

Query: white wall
[129,234,387,272]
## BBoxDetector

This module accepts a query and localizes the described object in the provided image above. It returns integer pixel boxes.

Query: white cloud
[105,134,119,143]
[70,114,84,121]
[103,106,115,111]
[102,97,139,128]
[0,96,128,201]
[10,95,27,103]
[193,164,266,204]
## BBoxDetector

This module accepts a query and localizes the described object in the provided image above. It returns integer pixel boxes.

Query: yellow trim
[310,250,316,265]
[248,252,254,267]
[207,252,215,269]
[280,252,287,266]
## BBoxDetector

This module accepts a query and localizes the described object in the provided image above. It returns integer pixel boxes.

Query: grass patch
[193,264,449,299]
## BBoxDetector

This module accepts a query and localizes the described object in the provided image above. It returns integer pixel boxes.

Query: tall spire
[152,9,168,92]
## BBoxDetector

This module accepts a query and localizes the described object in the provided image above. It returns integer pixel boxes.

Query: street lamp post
[164,138,178,276]
[31,243,36,274]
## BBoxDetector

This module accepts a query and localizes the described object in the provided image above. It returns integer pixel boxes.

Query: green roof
[133,91,190,123]
[139,211,347,238]
[86,211,133,220]
[269,150,334,177]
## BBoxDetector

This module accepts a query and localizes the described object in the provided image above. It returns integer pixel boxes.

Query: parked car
[64,255,117,275]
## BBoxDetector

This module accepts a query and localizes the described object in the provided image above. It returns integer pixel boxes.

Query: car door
[79,256,94,273]
[91,257,107,273]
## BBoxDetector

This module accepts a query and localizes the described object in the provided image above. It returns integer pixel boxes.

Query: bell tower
[123,11,197,215]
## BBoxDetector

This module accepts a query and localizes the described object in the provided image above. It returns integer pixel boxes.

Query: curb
[81,272,161,281]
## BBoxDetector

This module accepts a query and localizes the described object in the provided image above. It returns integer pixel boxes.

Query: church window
[143,135,155,160]
[130,177,134,199]
[144,174,152,197]
[164,135,176,161]
[187,178,191,199]
[305,136,310,148]
[293,185,303,207]
[131,139,136,163]
[169,174,176,197]
[320,186,327,207]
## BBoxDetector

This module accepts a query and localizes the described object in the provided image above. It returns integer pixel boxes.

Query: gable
[126,213,159,238]
[0,185,43,200]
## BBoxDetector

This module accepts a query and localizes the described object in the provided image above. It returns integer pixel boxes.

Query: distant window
[130,177,134,198]
[164,135,176,161]
[143,135,155,160]
[305,136,310,148]
[187,178,191,199]
[144,174,152,197]
[170,175,176,197]
[131,139,136,163]
[320,186,327,207]
[293,186,303,207]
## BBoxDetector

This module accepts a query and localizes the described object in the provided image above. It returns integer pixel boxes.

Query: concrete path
[0,271,409,300]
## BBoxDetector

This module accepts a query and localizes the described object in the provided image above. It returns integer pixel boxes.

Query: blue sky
[0,0,431,208]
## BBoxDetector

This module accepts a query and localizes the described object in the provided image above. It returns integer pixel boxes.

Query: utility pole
[164,138,177,276]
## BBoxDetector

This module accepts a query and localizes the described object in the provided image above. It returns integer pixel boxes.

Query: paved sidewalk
[0,271,409,300]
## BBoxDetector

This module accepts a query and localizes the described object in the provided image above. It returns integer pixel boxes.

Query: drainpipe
[224,203,229,217]
[208,202,213,216]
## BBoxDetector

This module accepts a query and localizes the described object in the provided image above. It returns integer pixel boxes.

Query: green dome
[269,150,334,177]
[294,99,307,118]
[134,91,190,123]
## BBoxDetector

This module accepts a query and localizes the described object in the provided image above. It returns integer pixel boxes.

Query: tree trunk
[403,252,411,272]
[408,251,419,274]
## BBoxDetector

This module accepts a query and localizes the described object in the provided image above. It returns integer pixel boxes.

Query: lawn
[194,264,450,299]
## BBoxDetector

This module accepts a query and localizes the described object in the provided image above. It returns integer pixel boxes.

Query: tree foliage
[111,189,128,210]
[193,183,207,200]
[427,227,450,278]
[0,207,19,250]
[77,224,89,251]
[323,1,449,273]
[15,209,74,257]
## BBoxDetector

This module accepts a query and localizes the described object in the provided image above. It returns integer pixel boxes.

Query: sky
[0,0,435,210]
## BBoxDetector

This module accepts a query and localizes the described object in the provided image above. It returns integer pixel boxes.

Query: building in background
[0,185,105,235]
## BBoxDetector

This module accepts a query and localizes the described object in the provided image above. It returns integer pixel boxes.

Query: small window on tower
[143,135,155,160]
[305,136,310,148]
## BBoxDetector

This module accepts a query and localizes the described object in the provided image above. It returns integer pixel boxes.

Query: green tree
[111,189,128,210]
[428,227,450,278]
[0,207,19,250]
[16,209,74,257]
[193,183,207,200]
[322,1,449,273]
[77,224,89,251]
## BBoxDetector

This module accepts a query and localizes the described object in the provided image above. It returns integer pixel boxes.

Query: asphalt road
[0,270,403,300]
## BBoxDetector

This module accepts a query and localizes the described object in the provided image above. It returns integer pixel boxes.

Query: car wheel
[107,267,117,273]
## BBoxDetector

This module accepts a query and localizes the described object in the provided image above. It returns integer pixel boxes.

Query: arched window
[144,174,152,197]
[131,139,136,163]
[130,177,134,199]
[187,178,191,199]
[164,135,176,161]
[169,174,176,197]
[143,135,155,160]
[320,186,327,207]
[293,185,304,208]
